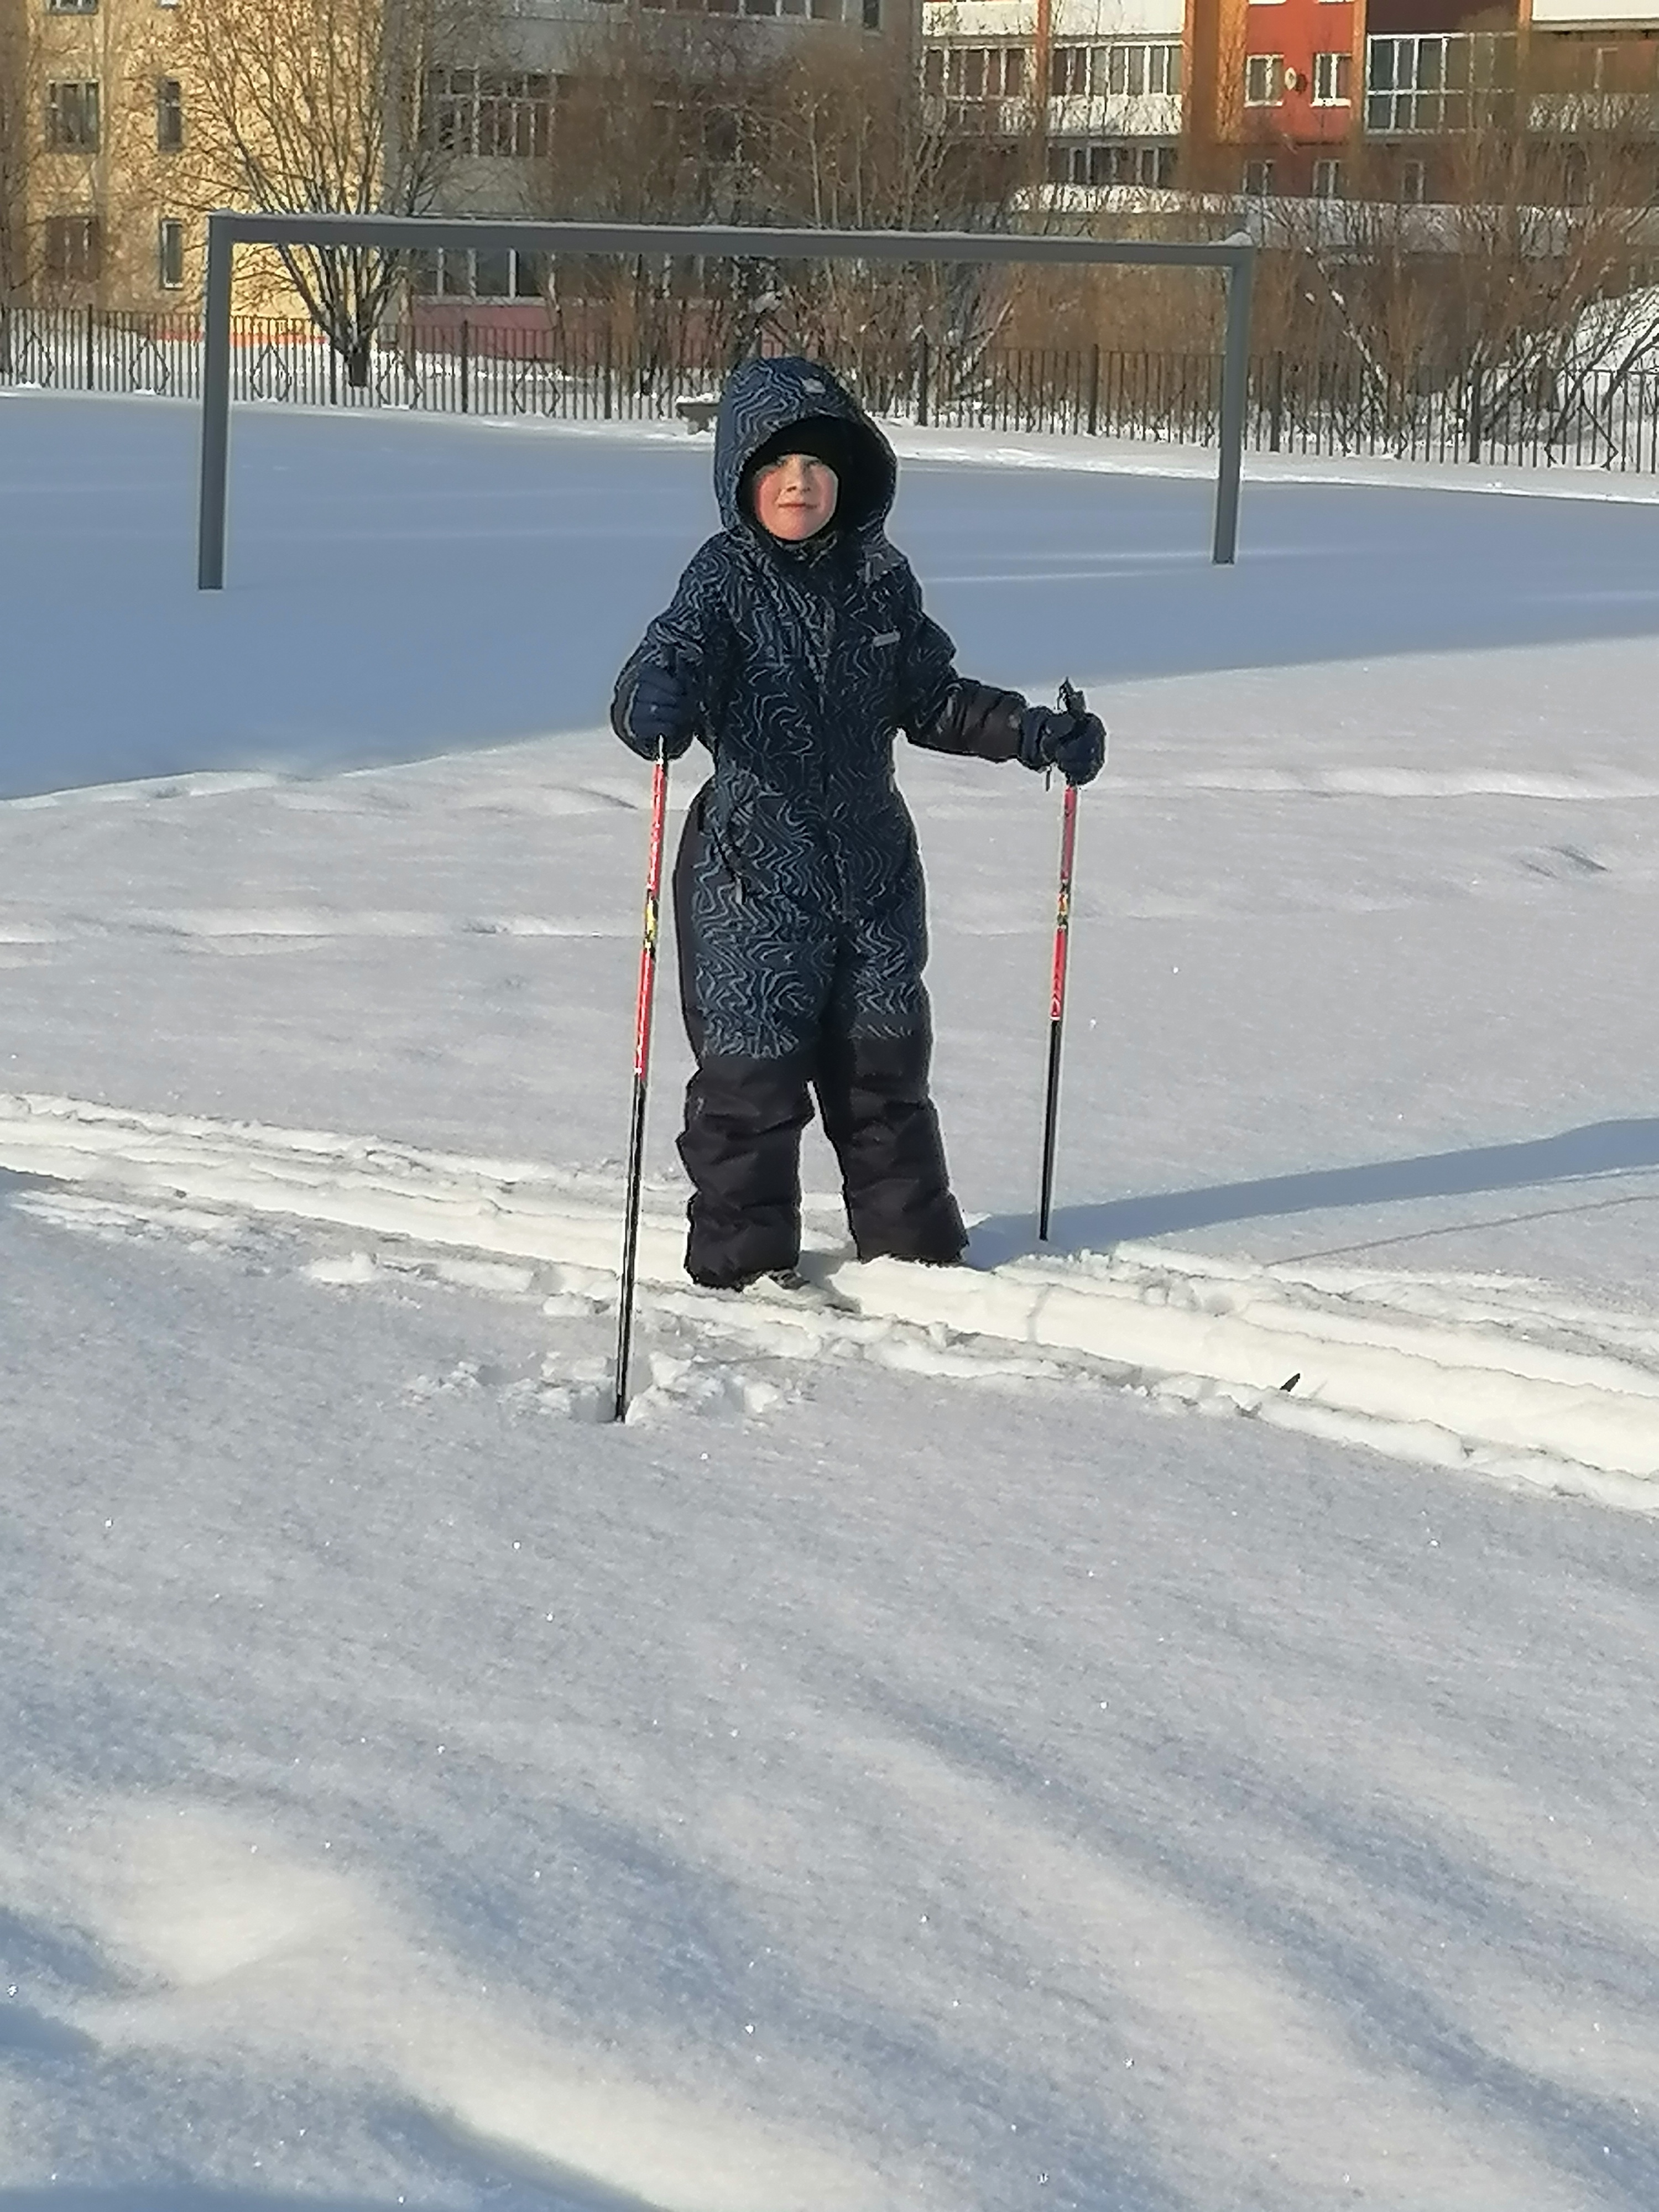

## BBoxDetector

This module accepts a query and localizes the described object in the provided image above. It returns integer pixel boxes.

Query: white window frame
[1051,44,1089,96]
[1128,140,1176,186]
[1244,53,1285,106]
[928,44,1027,99]
[1364,32,1511,134]
[424,67,553,159]
[1100,42,1182,96]
[1047,140,1176,187]
[1311,156,1343,196]
[411,247,547,301]
[1312,50,1350,104]
[1243,157,1275,195]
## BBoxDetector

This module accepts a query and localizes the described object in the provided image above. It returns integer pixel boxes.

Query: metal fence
[7,302,1659,473]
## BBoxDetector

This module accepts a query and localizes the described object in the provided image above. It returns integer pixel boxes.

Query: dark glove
[623,656,699,759]
[1019,702,1107,787]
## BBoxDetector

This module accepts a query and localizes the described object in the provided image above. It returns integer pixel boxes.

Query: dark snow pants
[673,789,967,1288]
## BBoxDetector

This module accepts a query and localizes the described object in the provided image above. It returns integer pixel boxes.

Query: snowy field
[3,391,1659,2208]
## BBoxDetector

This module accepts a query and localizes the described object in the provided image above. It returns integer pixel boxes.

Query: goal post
[195,210,1256,590]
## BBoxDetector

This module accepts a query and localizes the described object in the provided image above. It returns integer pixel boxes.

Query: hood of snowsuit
[713,356,897,545]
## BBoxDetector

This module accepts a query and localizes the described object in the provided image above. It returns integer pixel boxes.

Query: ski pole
[1038,681,1086,1244]
[613,739,670,1423]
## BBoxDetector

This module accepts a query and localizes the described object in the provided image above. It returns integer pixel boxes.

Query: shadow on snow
[6,397,1659,798]
[971,1114,1659,1264]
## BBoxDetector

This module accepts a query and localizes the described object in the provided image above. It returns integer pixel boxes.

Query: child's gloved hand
[623,657,700,759]
[1019,702,1107,787]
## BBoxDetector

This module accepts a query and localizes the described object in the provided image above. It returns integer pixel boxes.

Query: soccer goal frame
[195,211,1256,589]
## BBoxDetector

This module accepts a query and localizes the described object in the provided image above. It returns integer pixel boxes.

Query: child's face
[751,452,839,542]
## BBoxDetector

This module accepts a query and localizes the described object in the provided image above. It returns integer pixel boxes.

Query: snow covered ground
[3,392,1659,2208]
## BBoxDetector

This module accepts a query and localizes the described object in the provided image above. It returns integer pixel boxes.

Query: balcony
[1047,91,1183,135]
[1529,90,1659,133]
[921,95,1037,137]
[1530,0,1659,23]
[1364,32,1516,134]
[921,0,1039,33]
[1046,39,1182,138]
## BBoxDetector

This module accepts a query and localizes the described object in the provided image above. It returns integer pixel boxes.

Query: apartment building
[923,0,1659,202]
[4,0,917,312]
[1356,0,1517,199]
[6,0,1653,317]
[1525,0,1659,87]
[419,0,920,310]
[3,0,192,306]
[1207,0,1658,202]
[921,0,1185,192]
[1185,0,1363,196]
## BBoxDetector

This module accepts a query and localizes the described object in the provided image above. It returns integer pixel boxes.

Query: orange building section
[1187,0,1365,192]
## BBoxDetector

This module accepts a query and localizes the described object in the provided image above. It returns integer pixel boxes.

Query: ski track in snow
[4,1091,1658,1513]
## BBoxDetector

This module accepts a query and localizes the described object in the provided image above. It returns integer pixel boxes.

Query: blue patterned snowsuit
[613,357,1034,1287]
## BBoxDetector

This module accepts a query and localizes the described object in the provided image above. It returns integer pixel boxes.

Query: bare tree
[0,0,31,307]
[1223,36,1659,463]
[525,13,1041,403]
[1432,96,1656,451]
[172,0,482,382]
[760,32,1025,376]
[519,17,775,382]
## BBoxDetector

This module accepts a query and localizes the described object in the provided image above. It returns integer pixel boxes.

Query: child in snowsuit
[612,356,1104,1290]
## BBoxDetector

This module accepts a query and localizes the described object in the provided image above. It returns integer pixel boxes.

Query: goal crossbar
[196,211,1256,588]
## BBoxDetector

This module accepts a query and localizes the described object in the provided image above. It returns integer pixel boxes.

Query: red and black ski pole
[613,739,670,1423]
[1038,681,1087,1245]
